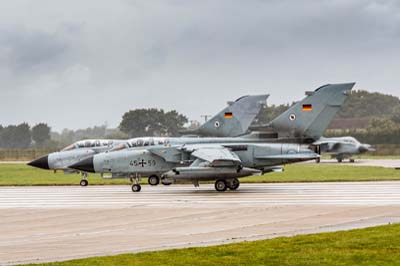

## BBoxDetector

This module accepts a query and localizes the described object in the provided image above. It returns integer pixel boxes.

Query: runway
[304,158,400,168]
[1,182,400,265]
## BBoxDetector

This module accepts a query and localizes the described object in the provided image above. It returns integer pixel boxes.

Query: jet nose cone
[359,144,373,153]
[69,157,95,173]
[27,155,49,170]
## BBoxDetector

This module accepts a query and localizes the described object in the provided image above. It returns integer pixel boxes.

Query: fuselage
[87,142,317,179]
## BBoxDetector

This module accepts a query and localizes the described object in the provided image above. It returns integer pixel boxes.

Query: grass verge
[24,223,400,266]
[1,164,399,186]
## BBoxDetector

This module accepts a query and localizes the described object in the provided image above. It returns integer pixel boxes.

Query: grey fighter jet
[27,94,269,186]
[70,140,318,192]
[313,136,375,163]
[69,82,355,192]
[27,139,125,186]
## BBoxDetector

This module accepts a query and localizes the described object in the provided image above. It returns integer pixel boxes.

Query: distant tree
[163,110,189,136]
[32,123,51,147]
[75,125,107,140]
[337,90,400,118]
[254,103,292,124]
[0,125,3,147]
[391,106,400,124]
[1,123,31,149]
[14,123,31,148]
[105,129,129,140]
[119,109,188,138]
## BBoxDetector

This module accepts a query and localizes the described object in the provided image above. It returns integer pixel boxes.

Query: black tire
[161,179,172,186]
[80,179,88,187]
[215,179,227,192]
[148,175,160,186]
[316,158,321,163]
[337,158,343,163]
[227,178,240,190]
[131,184,141,192]
[350,159,355,163]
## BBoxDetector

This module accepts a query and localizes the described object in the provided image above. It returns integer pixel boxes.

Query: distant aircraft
[27,94,268,186]
[69,83,355,192]
[312,136,375,163]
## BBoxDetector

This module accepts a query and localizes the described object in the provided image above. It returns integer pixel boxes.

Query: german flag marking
[302,104,313,111]
[224,112,233,118]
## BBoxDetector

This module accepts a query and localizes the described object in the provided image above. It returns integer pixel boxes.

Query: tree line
[2,90,400,149]
[0,123,51,149]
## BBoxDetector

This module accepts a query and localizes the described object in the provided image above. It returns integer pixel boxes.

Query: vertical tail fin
[184,94,268,137]
[270,83,355,141]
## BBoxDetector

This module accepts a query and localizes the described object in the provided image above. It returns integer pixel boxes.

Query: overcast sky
[1,0,399,131]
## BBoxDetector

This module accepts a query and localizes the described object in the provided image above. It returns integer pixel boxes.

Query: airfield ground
[0,159,400,186]
[0,159,399,265]
[22,223,400,266]
[1,182,400,265]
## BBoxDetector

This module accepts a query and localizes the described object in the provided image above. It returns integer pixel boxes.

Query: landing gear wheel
[337,158,343,163]
[161,179,172,186]
[80,179,88,187]
[227,178,240,190]
[131,184,141,192]
[316,157,321,163]
[148,175,160,186]
[215,179,227,192]
[349,158,355,163]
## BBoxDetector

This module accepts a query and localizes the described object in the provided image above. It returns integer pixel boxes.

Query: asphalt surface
[1,182,400,265]
[305,158,400,168]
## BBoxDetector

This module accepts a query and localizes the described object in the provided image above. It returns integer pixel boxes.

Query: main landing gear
[148,175,160,186]
[336,158,355,163]
[214,178,240,192]
[80,172,89,187]
[130,175,142,192]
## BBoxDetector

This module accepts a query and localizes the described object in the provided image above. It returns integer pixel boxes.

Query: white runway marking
[1,182,400,265]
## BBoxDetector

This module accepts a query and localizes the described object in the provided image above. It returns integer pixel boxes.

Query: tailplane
[269,83,355,142]
[183,94,268,137]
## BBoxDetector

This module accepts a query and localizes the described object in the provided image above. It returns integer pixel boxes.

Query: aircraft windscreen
[62,144,76,151]
[126,138,167,148]
[110,143,128,152]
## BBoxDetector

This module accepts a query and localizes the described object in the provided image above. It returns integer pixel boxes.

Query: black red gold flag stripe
[302,104,313,111]
[224,112,233,118]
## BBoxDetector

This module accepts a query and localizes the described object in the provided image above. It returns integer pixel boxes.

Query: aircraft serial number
[130,159,156,167]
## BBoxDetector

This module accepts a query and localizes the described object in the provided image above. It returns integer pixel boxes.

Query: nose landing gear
[80,172,89,187]
[130,174,142,192]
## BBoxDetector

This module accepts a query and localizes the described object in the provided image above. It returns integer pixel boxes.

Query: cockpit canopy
[110,137,170,152]
[342,137,358,145]
[62,139,115,151]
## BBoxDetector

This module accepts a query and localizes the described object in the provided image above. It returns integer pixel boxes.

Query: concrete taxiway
[1,182,400,265]
[305,158,400,168]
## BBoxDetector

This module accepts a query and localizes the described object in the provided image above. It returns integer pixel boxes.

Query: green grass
[0,164,399,186]
[241,164,400,183]
[0,164,128,186]
[24,223,400,266]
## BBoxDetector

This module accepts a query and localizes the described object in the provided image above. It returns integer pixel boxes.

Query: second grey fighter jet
[27,94,268,186]
[313,136,375,163]
[27,139,125,186]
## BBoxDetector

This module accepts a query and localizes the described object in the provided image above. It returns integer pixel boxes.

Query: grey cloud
[0,0,399,130]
